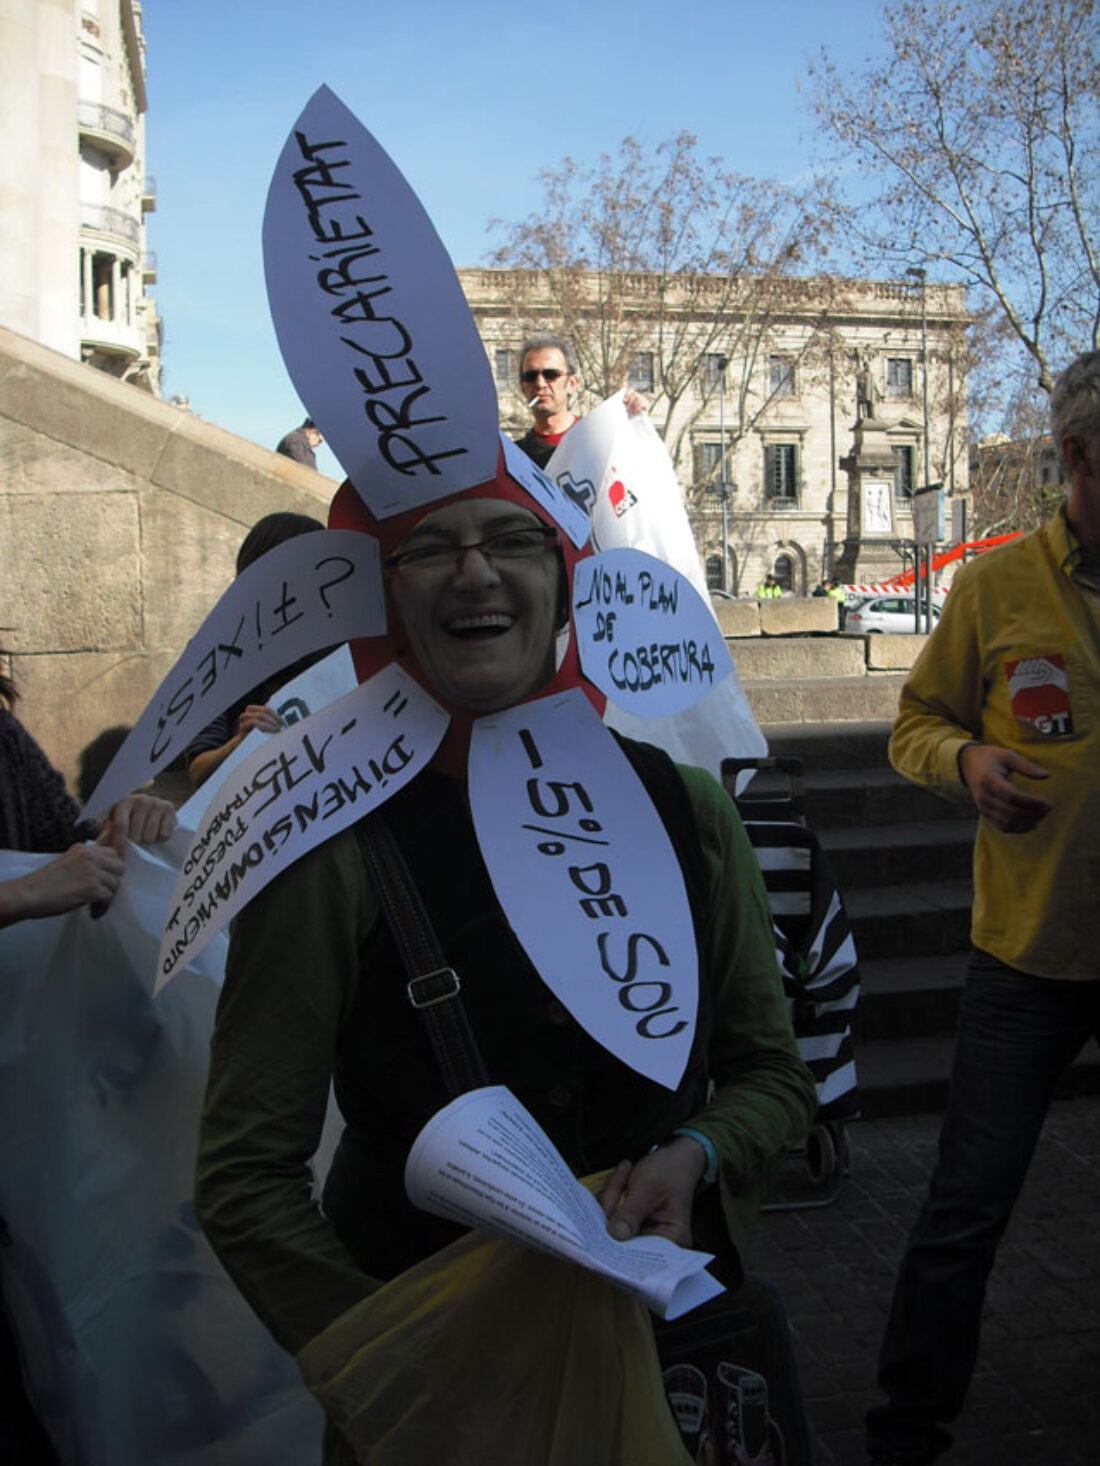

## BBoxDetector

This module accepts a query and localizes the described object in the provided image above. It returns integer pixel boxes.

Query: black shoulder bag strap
[353,811,490,1098]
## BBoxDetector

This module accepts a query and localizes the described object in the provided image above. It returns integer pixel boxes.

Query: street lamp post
[717,355,730,590]
[906,267,931,631]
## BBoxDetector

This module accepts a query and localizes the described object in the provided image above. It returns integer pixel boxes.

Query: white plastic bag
[0,845,323,1466]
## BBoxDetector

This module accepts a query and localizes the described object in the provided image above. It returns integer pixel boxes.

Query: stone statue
[855,351,876,421]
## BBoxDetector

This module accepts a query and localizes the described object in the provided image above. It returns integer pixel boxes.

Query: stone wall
[0,324,335,789]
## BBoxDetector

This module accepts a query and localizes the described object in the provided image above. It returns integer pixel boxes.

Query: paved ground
[749,1095,1100,1466]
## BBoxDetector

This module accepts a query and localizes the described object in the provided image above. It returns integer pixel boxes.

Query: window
[702,353,726,391]
[705,554,724,591]
[773,554,795,592]
[886,358,913,398]
[494,348,516,388]
[769,355,795,398]
[627,352,655,393]
[764,443,798,502]
[694,440,726,488]
[893,445,915,498]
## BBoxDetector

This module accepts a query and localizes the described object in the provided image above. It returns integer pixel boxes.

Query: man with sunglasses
[515,334,646,469]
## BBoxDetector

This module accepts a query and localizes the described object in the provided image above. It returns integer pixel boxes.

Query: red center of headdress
[328,449,606,753]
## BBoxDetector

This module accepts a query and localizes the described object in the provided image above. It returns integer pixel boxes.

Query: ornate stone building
[0,0,161,392]
[459,269,969,593]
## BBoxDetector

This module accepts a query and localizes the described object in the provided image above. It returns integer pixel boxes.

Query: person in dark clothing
[513,335,647,469]
[194,461,815,1465]
[275,417,324,468]
[0,659,175,927]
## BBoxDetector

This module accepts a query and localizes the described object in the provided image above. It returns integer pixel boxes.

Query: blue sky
[142,0,890,479]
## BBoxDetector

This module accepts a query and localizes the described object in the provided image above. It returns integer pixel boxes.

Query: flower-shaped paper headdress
[86,87,746,1090]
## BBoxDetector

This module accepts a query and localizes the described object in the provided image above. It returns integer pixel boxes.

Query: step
[855,952,969,1040]
[744,675,908,727]
[760,720,897,772]
[733,765,972,831]
[803,768,972,831]
[844,880,973,961]
[854,1034,1100,1119]
[823,819,975,888]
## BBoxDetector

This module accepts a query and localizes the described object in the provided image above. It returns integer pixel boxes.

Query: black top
[0,710,98,853]
[514,428,558,470]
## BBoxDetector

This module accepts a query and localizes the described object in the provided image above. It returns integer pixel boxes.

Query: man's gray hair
[1051,351,1100,466]
[519,334,579,376]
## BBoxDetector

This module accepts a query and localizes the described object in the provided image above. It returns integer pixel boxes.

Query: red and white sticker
[607,477,638,519]
[1006,654,1074,736]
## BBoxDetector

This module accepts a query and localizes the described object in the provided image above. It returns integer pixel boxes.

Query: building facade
[0,0,161,392]
[460,269,969,594]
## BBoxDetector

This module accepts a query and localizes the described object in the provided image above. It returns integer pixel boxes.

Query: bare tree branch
[488,132,837,468]
[809,0,1099,395]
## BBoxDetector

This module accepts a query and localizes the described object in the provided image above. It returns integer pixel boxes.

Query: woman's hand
[0,842,124,928]
[97,793,177,855]
[596,1135,707,1248]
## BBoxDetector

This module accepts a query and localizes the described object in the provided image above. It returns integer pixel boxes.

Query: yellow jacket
[889,507,1100,979]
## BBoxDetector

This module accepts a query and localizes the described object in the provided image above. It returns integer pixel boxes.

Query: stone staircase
[749,720,1100,1118]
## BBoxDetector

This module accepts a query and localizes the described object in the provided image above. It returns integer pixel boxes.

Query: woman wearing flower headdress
[195,461,815,1465]
[194,88,815,1465]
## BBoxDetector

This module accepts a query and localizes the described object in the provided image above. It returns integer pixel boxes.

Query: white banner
[157,665,449,988]
[82,529,383,819]
[264,86,499,517]
[468,690,697,1091]
[544,395,767,779]
[0,847,323,1466]
[500,434,590,549]
[574,548,733,717]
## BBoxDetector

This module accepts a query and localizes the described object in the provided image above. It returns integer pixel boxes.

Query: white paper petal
[574,548,733,717]
[82,529,383,818]
[156,665,449,988]
[469,690,697,1090]
[263,86,498,516]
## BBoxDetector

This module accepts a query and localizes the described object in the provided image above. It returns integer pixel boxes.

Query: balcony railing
[80,202,140,246]
[142,252,157,283]
[77,100,136,166]
[80,312,143,361]
[142,176,157,212]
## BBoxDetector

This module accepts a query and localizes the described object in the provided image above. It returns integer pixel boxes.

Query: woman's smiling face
[386,498,563,713]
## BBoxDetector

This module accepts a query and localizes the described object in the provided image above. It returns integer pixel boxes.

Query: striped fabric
[738,818,862,1122]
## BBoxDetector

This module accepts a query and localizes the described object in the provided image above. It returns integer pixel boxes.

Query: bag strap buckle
[406,967,462,1010]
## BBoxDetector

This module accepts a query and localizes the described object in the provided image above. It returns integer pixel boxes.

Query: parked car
[844,594,941,634]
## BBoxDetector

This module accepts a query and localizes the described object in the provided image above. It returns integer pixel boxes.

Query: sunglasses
[521,368,568,384]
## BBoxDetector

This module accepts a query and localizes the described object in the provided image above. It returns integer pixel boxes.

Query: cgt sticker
[1006,654,1074,736]
[607,477,637,519]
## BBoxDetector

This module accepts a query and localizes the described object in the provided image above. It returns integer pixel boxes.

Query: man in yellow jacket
[866,351,1100,1464]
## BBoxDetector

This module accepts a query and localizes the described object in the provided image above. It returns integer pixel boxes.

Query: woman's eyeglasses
[386,525,559,574]
[520,368,567,384]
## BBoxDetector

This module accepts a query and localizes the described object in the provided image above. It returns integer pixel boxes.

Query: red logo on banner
[1005,654,1074,736]
[607,479,637,519]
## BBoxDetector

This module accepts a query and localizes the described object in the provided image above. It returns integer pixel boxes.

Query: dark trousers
[0,1299,56,1464]
[866,952,1100,1460]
